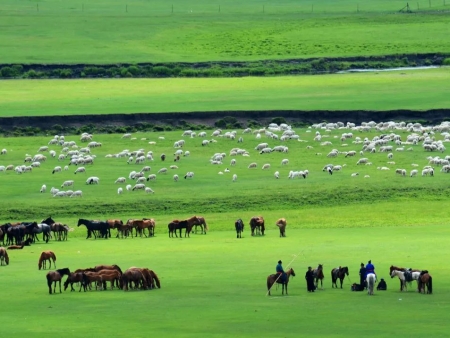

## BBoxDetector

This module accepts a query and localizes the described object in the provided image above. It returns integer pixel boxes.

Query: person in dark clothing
[305,266,315,292]
[276,260,286,283]
[377,278,387,291]
[359,263,367,290]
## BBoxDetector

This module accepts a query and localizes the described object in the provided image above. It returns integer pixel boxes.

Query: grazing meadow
[1,68,450,117]
[1,0,449,63]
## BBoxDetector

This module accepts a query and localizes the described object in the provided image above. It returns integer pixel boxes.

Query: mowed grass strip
[1,227,449,337]
[1,68,449,117]
[0,0,449,63]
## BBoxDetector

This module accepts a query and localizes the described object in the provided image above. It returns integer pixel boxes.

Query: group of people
[274,259,387,292]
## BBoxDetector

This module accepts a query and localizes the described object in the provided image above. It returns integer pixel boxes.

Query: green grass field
[1,68,449,117]
[1,227,448,337]
[1,0,449,63]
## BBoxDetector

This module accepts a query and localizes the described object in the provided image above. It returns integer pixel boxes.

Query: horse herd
[265,264,433,296]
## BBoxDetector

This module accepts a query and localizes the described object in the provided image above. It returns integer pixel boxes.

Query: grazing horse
[276,218,287,237]
[46,268,71,294]
[418,270,433,294]
[128,267,161,289]
[98,270,122,290]
[121,268,147,291]
[313,264,324,289]
[267,268,296,295]
[249,216,265,236]
[77,219,109,239]
[331,266,349,289]
[367,273,376,295]
[38,250,56,270]
[190,215,208,234]
[0,247,9,265]
[235,219,244,238]
[389,265,421,290]
[64,272,89,292]
[94,264,123,275]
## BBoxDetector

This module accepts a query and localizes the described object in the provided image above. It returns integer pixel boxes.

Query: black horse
[77,219,109,239]
[46,268,71,294]
[235,219,244,238]
[331,266,349,289]
[174,220,190,238]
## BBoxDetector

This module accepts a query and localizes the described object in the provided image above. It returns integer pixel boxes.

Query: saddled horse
[77,219,109,239]
[38,250,57,270]
[235,219,244,238]
[190,215,208,234]
[249,216,265,236]
[418,270,433,294]
[46,268,71,294]
[389,265,421,291]
[0,247,9,266]
[331,266,349,289]
[367,273,376,295]
[390,269,421,291]
[313,264,324,290]
[276,218,287,237]
[267,268,295,295]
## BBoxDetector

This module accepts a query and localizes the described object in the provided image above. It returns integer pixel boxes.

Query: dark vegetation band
[1,54,448,79]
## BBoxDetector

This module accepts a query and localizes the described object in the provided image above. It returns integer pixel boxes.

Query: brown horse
[331,266,349,289]
[106,219,123,238]
[64,272,89,292]
[46,268,71,294]
[389,265,421,290]
[7,244,24,250]
[126,219,155,237]
[168,220,179,238]
[276,218,287,237]
[83,271,104,290]
[120,268,147,291]
[38,250,56,270]
[0,247,9,265]
[418,270,433,294]
[128,267,160,289]
[98,270,122,290]
[313,264,324,289]
[51,223,69,241]
[190,216,208,234]
[249,216,265,236]
[267,268,295,295]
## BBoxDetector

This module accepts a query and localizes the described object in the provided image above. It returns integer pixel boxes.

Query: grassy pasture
[1,125,450,228]
[1,68,449,117]
[1,227,449,337]
[1,0,449,63]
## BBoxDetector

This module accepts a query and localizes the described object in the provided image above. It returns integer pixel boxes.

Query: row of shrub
[1,117,310,137]
[0,55,446,79]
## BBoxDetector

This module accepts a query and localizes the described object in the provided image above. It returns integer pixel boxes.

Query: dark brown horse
[267,268,295,295]
[98,270,122,290]
[126,219,155,237]
[313,264,324,289]
[418,270,433,294]
[169,219,192,238]
[331,266,349,289]
[249,216,265,236]
[276,218,287,237]
[128,267,161,289]
[46,268,71,294]
[38,250,56,270]
[235,219,244,238]
[121,268,147,291]
[106,219,123,238]
[0,247,9,265]
[190,216,208,234]
[64,272,89,292]
[51,223,70,241]
[168,220,179,238]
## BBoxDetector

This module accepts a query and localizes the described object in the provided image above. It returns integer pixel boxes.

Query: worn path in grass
[0,227,447,337]
[1,68,449,117]
[1,0,449,63]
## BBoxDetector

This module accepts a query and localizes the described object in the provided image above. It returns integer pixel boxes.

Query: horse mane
[56,268,71,275]
[113,265,123,275]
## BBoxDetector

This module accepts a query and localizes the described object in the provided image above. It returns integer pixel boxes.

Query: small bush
[443,58,450,66]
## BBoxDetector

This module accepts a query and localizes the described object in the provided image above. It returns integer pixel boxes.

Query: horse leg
[340,278,343,289]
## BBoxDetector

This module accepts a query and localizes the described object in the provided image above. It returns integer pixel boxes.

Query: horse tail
[51,252,56,262]
[38,253,43,270]
[113,265,123,275]
[428,276,433,294]
[204,220,208,231]
[150,270,161,288]
[46,273,53,293]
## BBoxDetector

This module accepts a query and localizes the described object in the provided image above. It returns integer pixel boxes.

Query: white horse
[390,269,421,291]
[367,273,376,295]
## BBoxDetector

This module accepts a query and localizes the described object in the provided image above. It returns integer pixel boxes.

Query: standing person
[365,260,376,280]
[305,266,315,292]
[276,260,286,283]
[359,263,367,290]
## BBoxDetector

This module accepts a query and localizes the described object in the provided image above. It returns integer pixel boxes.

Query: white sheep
[281,159,289,165]
[61,180,74,188]
[136,176,146,184]
[53,191,67,197]
[71,190,83,197]
[115,177,126,184]
[52,166,62,174]
[410,169,418,177]
[157,168,168,174]
[248,162,257,169]
[395,169,407,177]
[230,159,237,166]
[274,171,280,179]
[145,187,155,194]
[173,174,179,182]
[147,174,156,181]
[202,140,209,146]
[86,177,99,184]
[126,184,132,191]
[224,168,230,173]
[74,167,86,174]
[364,175,370,178]
[184,171,194,179]
[64,166,69,171]
[184,151,190,157]
[1,148,7,155]
[132,183,146,191]
[351,173,359,177]
[118,187,123,195]
[232,174,237,182]
[170,165,178,169]
[40,184,47,193]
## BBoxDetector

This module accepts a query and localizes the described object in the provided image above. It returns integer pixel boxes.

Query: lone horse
[267,268,296,296]
[275,218,287,237]
[235,219,244,238]
[313,264,324,290]
[331,266,349,289]
[367,273,376,295]
[38,250,56,270]
[0,247,9,265]
[418,270,433,294]
[46,268,71,294]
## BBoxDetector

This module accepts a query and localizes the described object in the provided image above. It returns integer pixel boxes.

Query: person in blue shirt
[276,260,286,283]
[365,260,376,280]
